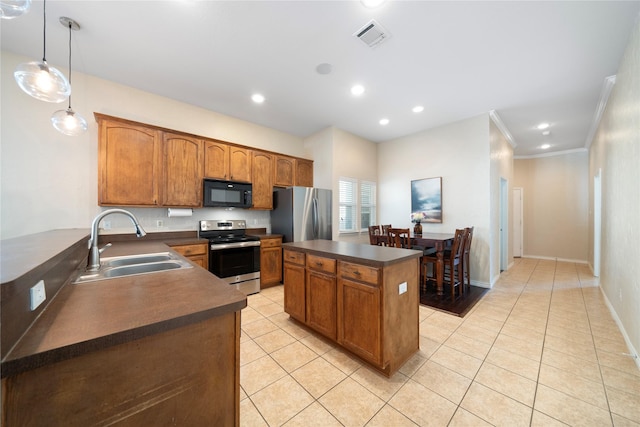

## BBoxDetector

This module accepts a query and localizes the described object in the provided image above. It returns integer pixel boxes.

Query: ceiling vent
[354,19,390,48]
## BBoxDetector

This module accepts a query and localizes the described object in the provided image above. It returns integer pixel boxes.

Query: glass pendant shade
[14,60,71,103]
[51,108,87,136]
[0,0,31,19]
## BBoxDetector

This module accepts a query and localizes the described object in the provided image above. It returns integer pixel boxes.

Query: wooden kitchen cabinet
[338,262,381,365]
[283,249,306,322]
[274,155,295,187]
[162,133,204,207]
[259,236,282,288]
[306,254,337,340]
[204,140,230,180]
[170,242,208,269]
[97,115,163,206]
[229,146,251,183]
[250,150,274,209]
[282,241,419,376]
[295,158,314,187]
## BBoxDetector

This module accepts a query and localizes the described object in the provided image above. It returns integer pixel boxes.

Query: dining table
[371,232,455,296]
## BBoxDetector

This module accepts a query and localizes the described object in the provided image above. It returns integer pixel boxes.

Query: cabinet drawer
[283,249,305,266]
[307,254,336,275]
[171,243,207,257]
[260,237,282,248]
[339,261,379,285]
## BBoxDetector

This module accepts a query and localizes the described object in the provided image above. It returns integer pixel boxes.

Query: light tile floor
[240,258,640,426]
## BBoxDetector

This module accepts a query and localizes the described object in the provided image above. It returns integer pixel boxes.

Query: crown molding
[514,147,588,160]
[489,110,516,148]
[584,75,617,149]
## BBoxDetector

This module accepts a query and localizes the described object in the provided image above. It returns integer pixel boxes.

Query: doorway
[513,187,523,257]
[594,169,602,277]
[500,178,508,272]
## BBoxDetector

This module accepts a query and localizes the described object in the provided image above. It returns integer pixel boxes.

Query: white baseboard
[599,286,640,371]
[523,254,588,264]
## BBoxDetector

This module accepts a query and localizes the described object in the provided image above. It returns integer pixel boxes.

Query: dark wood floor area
[419,284,488,317]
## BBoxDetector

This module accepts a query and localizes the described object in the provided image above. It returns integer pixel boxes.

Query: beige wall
[588,17,640,363]
[489,119,515,282]
[378,114,493,286]
[1,51,304,239]
[513,152,589,262]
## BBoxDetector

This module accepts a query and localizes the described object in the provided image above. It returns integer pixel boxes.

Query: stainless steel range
[199,220,261,295]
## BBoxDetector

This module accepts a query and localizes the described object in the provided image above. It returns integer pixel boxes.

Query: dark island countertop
[1,238,246,378]
[283,239,422,267]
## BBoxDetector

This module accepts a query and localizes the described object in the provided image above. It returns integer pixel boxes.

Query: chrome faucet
[86,208,147,271]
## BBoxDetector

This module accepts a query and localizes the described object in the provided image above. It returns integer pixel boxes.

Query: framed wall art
[411,177,442,224]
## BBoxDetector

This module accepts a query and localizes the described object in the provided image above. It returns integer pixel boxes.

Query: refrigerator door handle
[312,197,319,238]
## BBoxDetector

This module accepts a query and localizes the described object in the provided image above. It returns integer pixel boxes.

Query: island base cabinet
[306,270,337,340]
[283,257,306,322]
[338,278,381,366]
[2,312,241,426]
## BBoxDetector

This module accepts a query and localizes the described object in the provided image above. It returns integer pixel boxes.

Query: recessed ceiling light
[379,118,389,126]
[542,130,551,136]
[537,122,550,130]
[361,0,386,8]
[412,105,424,113]
[350,84,365,96]
[540,144,551,149]
[251,93,265,104]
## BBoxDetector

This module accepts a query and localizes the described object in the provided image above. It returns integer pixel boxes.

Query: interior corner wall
[1,51,304,240]
[330,128,378,244]
[378,114,492,286]
[588,15,640,363]
[513,153,589,262]
[489,119,515,283]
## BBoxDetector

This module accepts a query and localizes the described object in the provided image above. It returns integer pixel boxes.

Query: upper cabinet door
[295,159,314,187]
[204,141,230,180]
[162,132,204,207]
[274,155,295,187]
[229,146,251,183]
[98,118,162,206]
[251,150,274,209]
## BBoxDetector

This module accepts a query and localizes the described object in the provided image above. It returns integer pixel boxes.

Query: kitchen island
[1,231,245,426]
[282,240,422,377]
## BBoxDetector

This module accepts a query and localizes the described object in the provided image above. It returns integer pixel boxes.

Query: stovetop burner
[198,219,260,244]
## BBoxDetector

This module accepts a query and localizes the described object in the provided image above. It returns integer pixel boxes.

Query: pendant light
[14,0,70,103]
[51,16,87,136]
[0,0,31,19]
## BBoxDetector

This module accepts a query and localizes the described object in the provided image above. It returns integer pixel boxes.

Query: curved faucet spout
[87,209,147,271]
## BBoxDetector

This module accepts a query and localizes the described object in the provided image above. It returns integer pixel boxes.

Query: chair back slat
[387,228,412,249]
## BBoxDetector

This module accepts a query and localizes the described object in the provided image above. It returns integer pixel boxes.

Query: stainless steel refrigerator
[271,187,332,243]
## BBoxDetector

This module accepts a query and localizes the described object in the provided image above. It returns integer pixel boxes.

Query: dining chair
[423,228,465,301]
[386,228,412,249]
[368,225,382,245]
[463,226,474,292]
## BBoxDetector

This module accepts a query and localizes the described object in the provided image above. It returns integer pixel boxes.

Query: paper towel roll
[167,208,193,217]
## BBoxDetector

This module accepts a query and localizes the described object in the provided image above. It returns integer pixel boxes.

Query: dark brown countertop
[283,239,422,267]
[1,239,246,378]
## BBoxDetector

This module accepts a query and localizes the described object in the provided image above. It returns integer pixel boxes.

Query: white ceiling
[2,1,639,156]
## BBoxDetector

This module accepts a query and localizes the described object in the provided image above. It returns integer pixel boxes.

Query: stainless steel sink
[102,252,174,268]
[72,252,192,284]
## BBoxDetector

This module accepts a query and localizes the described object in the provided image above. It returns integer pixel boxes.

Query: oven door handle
[209,241,261,251]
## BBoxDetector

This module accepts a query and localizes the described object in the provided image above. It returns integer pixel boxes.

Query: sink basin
[72,252,192,284]
[103,261,184,278]
[102,252,174,268]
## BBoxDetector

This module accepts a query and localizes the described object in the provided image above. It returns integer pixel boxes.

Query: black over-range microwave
[203,179,252,208]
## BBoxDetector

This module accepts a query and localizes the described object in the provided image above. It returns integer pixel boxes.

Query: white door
[513,188,523,257]
[594,170,601,277]
[500,178,508,271]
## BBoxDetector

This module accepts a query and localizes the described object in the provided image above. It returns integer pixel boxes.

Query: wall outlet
[30,280,46,311]
[156,220,164,228]
[103,220,111,230]
[398,281,407,295]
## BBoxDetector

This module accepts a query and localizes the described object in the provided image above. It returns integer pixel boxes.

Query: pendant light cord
[42,0,47,62]
[67,20,72,109]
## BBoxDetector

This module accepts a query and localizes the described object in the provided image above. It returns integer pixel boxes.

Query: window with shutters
[339,177,376,233]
